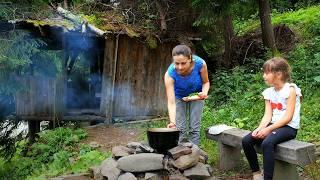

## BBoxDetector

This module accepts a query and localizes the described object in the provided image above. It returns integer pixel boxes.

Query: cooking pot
[147,128,180,154]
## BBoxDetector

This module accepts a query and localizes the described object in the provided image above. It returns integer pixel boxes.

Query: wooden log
[56,6,106,36]
[19,115,106,122]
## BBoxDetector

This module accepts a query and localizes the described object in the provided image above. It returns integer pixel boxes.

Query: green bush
[0,127,110,179]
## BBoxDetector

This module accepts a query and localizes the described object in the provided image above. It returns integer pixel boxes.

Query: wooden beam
[56,6,106,36]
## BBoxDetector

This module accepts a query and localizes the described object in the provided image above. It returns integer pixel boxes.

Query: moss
[26,20,75,30]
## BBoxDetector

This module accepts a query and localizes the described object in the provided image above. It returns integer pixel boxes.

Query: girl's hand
[167,122,176,129]
[198,92,208,100]
[256,128,272,139]
[251,127,261,138]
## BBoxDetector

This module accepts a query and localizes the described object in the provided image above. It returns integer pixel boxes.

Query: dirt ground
[82,124,141,152]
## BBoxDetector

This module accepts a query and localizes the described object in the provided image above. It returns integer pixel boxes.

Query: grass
[235,5,320,38]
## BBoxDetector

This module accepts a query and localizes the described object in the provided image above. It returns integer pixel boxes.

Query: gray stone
[50,173,90,180]
[118,172,137,180]
[134,147,144,154]
[173,146,200,170]
[273,160,299,180]
[199,148,209,163]
[127,142,154,153]
[183,162,211,179]
[139,143,154,153]
[179,142,193,148]
[100,158,121,180]
[168,145,192,160]
[145,172,162,180]
[127,142,142,148]
[206,164,214,176]
[89,141,100,148]
[112,145,133,158]
[117,153,164,172]
[89,166,103,180]
[168,174,189,180]
[101,157,118,168]
[199,155,206,164]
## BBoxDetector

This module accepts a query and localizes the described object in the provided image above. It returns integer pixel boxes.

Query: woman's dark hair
[172,45,192,59]
[262,57,292,82]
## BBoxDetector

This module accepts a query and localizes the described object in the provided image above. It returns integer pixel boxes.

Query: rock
[179,142,193,148]
[168,145,192,160]
[173,145,200,170]
[145,172,162,180]
[199,155,206,164]
[118,172,137,180]
[89,166,103,180]
[100,158,121,180]
[89,141,100,148]
[206,164,214,176]
[139,143,154,153]
[183,162,211,179]
[117,153,164,172]
[134,147,144,154]
[168,174,189,180]
[50,173,90,180]
[199,148,209,163]
[127,142,142,148]
[112,145,133,158]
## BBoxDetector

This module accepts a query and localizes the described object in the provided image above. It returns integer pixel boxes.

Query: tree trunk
[63,0,68,9]
[222,14,234,68]
[155,0,167,33]
[258,0,277,55]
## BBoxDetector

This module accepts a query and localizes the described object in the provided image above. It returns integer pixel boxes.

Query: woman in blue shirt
[164,44,210,145]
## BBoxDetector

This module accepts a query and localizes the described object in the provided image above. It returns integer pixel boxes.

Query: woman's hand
[167,122,176,128]
[198,92,208,100]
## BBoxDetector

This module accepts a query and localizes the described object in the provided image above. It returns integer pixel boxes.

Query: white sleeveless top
[262,83,302,129]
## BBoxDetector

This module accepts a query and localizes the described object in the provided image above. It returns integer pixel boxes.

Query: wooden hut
[11,21,175,125]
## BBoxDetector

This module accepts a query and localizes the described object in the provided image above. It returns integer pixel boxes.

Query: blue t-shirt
[168,55,204,99]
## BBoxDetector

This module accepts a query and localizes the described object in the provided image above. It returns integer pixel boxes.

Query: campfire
[89,141,213,179]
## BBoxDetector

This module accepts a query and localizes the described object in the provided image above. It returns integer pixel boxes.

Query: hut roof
[0,1,201,42]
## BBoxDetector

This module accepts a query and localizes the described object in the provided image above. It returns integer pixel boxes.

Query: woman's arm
[257,87,296,138]
[199,61,210,98]
[164,72,176,127]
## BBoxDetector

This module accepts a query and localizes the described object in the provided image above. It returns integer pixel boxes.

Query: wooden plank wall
[16,76,55,116]
[100,35,175,118]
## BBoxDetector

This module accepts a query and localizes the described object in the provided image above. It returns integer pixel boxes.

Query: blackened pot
[147,128,180,154]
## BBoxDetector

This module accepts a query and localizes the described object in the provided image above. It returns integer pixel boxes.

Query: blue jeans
[242,125,297,180]
[175,98,205,145]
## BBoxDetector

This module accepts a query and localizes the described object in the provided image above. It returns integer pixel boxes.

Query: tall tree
[192,0,235,67]
[258,0,277,55]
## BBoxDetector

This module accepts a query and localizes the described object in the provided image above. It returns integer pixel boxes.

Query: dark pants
[242,125,297,180]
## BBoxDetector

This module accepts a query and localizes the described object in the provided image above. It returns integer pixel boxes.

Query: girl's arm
[252,100,272,137]
[257,87,296,138]
[258,100,273,129]
[199,61,210,98]
[164,72,176,127]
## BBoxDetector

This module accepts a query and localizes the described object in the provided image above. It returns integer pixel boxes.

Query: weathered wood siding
[100,35,175,118]
[16,76,55,116]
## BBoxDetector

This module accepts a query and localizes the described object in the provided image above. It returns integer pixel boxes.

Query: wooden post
[28,120,40,143]
[100,35,119,124]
